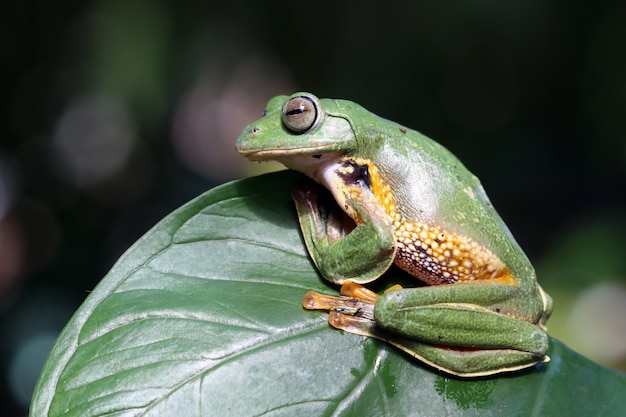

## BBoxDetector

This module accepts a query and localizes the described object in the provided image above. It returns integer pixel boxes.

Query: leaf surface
[31,171,626,417]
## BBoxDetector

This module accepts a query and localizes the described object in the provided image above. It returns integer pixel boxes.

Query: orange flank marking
[351,158,397,219]
[341,158,519,288]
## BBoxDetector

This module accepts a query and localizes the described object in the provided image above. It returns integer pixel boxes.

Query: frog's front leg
[292,163,396,284]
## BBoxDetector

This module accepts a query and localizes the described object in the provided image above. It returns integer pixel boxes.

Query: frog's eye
[281,95,320,133]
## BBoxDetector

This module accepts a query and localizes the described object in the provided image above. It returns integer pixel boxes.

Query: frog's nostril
[250,126,260,138]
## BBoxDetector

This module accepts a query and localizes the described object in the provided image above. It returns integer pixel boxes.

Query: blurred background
[1,1,625,414]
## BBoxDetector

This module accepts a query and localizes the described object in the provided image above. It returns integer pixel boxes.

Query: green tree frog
[236,92,552,377]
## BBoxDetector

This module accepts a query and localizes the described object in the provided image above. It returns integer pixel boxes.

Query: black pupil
[286,105,305,116]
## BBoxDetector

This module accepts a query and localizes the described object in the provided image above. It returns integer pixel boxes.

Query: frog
[236,92,552,377]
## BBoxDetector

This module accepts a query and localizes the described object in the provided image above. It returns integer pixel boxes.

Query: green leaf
[31,171,626,416]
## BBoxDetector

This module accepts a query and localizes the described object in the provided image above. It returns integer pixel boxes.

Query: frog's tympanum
[236,93,552,377]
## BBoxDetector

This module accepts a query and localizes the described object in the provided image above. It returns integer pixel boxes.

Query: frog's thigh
[374,286,548,356]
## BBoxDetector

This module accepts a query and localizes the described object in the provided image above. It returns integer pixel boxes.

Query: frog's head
[236,92,357,175]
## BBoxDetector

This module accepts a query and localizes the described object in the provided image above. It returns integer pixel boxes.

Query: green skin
[236,92,552,377]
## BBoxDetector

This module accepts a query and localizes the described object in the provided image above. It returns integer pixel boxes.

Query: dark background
[2,1,625,415]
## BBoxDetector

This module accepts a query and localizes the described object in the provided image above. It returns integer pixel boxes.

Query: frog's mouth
[236,145,340,162]
[238,146,346,180]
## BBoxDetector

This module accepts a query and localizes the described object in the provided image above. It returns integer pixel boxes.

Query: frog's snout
[235,126,259,155]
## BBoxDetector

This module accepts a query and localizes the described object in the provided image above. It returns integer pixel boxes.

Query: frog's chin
[240,148,342,180]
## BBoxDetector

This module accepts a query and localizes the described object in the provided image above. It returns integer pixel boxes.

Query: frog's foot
[303,280,405,316]
[302,289,372,315]
[304,281,393,334]
[339,280,404,299]
[303,281,411,336]
[302,289,377,336]
[338,281,380,302]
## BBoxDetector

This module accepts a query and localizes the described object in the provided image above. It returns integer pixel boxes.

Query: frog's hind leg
[304,282,549,377]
